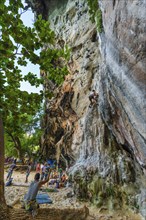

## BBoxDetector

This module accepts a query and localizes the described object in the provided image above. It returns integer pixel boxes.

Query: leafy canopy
[0,0,70,158]
[0,0,70,119]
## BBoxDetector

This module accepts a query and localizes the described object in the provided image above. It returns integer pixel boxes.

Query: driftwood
[9,206,89,220]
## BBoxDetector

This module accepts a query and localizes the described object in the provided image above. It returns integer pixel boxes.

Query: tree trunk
[0,118,9,220]
[6,131,24,163]
[14,136,24,163]
[0,118,5,203]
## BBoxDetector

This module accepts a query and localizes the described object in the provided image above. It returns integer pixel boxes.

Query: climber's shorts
[23,200,39,211]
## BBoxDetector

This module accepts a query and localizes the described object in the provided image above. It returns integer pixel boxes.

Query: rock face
[99,0,146,170]
[33,0,146,217]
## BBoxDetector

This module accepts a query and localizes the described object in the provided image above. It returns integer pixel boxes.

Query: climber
[23,172,50,215]
[88,89,98,108]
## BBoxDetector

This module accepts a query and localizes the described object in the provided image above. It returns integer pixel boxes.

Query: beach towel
[36,193,52,204]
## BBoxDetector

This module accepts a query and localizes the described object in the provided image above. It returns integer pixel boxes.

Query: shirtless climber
[89,89,98,107]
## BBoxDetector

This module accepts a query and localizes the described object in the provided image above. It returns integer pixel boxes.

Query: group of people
[35,162,51,181]
[34,162,68,188]
[48,167,68,188]
[6,159,69,216]
[6,159,68,188]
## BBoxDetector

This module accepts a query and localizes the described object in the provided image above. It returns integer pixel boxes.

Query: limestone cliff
[99,0,146,170]
[29,0,146,217]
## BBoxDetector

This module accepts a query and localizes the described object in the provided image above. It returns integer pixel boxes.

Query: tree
[0,0,70,215]
[5,112,43,161]
[0,118,9,220]
[0,0,70,157]
[0,0,70,118]
[4,97,42,161]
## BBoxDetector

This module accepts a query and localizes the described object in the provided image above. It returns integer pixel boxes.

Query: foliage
[0,0,70,118]
[0,0,70,159]
[4,111,43,159]
[5,135,18,158]
[95,8,103,33]
[87,0,103,33]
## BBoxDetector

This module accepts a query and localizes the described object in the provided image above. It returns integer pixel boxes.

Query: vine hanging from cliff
[87,0,103,33]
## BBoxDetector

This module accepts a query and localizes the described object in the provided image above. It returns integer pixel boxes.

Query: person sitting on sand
[48,178,57,185]
[60,172,68,187]
[61,174,67,183]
